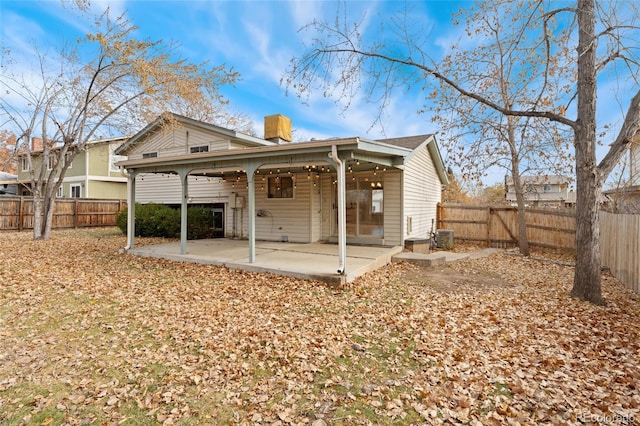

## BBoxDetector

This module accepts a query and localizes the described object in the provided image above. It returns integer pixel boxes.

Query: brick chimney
[264,114,292,144]
[31,137,44,152]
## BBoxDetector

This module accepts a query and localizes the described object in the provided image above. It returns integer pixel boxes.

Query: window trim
[267,176,294,199]
[109,147,126,172]
[190,145,209,154]
[70,183,82,198]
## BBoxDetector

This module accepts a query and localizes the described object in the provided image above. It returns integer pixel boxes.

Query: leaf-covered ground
[1,228,638,425]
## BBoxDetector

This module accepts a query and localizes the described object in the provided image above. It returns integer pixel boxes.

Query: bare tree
[442,170,472,204]
[428,1,576,256]
[0,11,239,240]
[0,130,17,174]
[285,0,640,304]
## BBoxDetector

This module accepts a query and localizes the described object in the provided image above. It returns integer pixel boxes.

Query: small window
[21,157,29,172]
[267,176,293,199]
[543,184,552,192]
[190,145,209,153]
[142,152,158,159]
[57,186,63,198]
[70,184,82,198]
[47,155,56,170]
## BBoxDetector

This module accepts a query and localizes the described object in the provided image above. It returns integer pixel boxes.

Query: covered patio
[126,238,403,285]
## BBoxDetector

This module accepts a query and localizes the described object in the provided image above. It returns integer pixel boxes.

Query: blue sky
[0,1,460,139]
[1,1,636,186]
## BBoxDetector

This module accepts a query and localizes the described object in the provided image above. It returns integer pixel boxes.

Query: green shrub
[117,203,213,240]
[187,206,214,239]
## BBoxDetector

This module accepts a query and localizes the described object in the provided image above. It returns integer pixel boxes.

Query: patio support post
[244,162,259,263]
[330,145,347,275]
[178,168,189,255]
[125,170,137,250]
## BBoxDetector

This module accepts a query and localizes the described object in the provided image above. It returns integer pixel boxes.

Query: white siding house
[505,175,575,208]
[115,113,448,260]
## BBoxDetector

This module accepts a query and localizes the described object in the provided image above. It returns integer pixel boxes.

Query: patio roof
[116,136,414,175]
[117,113,448,281]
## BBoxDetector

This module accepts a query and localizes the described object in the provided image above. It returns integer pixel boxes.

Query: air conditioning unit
[436,229,454,250]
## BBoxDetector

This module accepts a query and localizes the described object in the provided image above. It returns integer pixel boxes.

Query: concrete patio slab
[392,247,502,267]
[125,239,403,285]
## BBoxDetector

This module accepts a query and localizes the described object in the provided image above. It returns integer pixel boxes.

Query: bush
[187,206,214,239]
[116,203,179,238]
[116,203,213,240]
[117,203,214,239]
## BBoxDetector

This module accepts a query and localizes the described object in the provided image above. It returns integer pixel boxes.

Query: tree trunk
[507,119,530,256]
[570,0,604,305]
[32,191,44,240]
[512,174,530,257]
[42,193,56,240]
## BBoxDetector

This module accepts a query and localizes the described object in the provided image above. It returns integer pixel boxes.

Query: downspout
[329,145,346,275]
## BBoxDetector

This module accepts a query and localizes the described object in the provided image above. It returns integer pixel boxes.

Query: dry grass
[1,228,638,425]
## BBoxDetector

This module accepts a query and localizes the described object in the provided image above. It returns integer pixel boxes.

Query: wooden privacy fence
[437,203,576,251]
[438,203,640,294]
[0,196,126,231]
[600,211,640,294]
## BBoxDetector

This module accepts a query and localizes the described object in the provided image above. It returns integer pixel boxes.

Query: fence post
[74,199,79,228]
[18,196,24,231]
[487,207,492,247]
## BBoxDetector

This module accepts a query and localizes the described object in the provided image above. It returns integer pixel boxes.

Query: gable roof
[378,134,431,150]
[378,134,448,185]
[115,112,274,156]
[116,115,449,186]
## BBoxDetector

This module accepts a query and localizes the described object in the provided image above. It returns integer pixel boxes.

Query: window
[47,156,55,170]
[21,157,29,172]
[190,145,209,153]
[70,184,82,198]
[110,146,126,171]
[57,186,63,198]
[142,152,158,159]
[267,176,294,199]
[543,184,552,192]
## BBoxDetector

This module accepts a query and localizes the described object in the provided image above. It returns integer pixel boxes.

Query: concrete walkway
[126,239,403,285]
[392,247,502,267]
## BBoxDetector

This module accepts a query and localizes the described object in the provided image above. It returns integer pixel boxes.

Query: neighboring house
[505,175,575,208]
[631,134,640,186]
[603,138,640,213]
[115,113,449,265]
[16,137,128,199]
[0,171,18,196]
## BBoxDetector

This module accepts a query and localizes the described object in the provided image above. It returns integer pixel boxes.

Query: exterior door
[343,173,384,238]
[212,204,224,238]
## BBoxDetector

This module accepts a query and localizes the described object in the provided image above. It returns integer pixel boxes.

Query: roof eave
[114,113,275,156]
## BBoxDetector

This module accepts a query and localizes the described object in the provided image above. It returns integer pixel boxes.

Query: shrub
[117,203,213,240]
[187,206,214,239]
